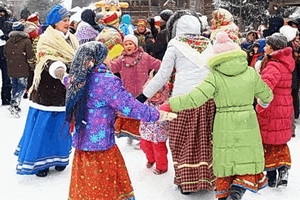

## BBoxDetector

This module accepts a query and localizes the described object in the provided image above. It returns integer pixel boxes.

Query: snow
[1,91,300,199]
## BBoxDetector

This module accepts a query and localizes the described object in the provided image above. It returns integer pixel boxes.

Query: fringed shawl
[32,26,79,90]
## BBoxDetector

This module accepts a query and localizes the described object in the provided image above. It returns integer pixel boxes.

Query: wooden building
[269,0,300,14]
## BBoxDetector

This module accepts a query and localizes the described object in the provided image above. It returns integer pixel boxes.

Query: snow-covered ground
[0,98,300,200]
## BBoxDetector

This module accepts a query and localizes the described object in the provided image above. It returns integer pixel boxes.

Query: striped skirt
[169,100,216,192]
[69,146,135,200]
[15,107,72,175]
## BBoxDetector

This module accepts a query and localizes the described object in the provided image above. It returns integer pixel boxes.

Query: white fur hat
[279,25,298,42]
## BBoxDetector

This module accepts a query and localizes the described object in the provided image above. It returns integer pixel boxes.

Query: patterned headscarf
[66,41,108,128]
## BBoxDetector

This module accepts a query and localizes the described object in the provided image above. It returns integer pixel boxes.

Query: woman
[14,5,79,177]
[257,33,294,188]
[137,10,216,194]
[210,8,239,42]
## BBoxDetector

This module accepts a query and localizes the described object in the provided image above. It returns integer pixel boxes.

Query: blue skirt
[15,107,72,175]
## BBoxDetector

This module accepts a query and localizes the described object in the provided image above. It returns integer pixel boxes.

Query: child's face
[264,44,273,55]
[137,25,146,33]
[124,41,136,54]
[253,46,259,53]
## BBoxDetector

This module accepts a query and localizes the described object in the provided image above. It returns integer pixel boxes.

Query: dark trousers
[0,46,11,104]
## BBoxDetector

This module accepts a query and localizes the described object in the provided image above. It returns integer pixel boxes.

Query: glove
[54,67,67,80]
[136,93,148,103]
[158,110,177,121]
[257,98,269,108]
[159,103,172,112]
[147,18,155,27]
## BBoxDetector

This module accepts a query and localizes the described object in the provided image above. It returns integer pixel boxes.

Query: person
[210,8,239,42]
[119,14,135,36]
[75,9,101,44]
[14,5,79,177]
[136,10,216,194]
[65,41,176,200]
[109,34,161,148]
[4,21,34,113]
[257,33,294,188]
[168,31,273,200]
[134,19,153,54]
[140,81,169,175]
[95,12,105,31]
[69,20,78,34]
[0,6,12,105]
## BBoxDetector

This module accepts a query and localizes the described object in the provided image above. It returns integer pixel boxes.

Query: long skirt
[15,107,72,175]
[69,146,135,200]
[215,173,267,199]
[115,117,140,140]
[169,100,216,192]
[263,143,292,171]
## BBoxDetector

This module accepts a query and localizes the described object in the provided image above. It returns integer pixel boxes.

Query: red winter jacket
[257,47,295,145]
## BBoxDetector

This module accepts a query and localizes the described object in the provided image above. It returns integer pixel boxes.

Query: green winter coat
[169,50,273,177]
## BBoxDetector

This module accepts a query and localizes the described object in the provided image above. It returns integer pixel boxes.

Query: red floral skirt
[215,173,267,199]
[264,143,291,170]
[69,146,134,200]
[115,117,140,140]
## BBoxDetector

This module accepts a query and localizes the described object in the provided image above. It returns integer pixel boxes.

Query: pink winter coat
[110,47,161,96]
[257,47,295,145]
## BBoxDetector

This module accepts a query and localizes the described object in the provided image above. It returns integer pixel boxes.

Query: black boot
[178,185,191,195]
[36,168,49,177]
[227,185,246,200]
[277,166,288,188]
[267,170,277,187]
[55,166,66,172]
[219,198,227,200]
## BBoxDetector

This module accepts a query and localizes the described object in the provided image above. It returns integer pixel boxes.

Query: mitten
[158,110,177,121]
[257,98,269,108]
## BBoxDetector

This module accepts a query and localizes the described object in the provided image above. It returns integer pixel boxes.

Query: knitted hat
[45,5,70,25]
[213,32,237,54]
[266,33,287,51]
[27,13,39,22]
[279,25,298,42]
[123,34,138,47]
[136,19,147,27]
[160,9,173,22]
[12,22,25,31]
[95,12,105,22]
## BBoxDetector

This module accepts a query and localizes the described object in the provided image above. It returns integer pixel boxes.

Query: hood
[207,50,248,76]
[8,31,29,43]
[173,15,201,37]
[121,14,131,25]
[269,47,294,72]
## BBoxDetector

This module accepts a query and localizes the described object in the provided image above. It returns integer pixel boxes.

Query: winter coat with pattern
[72,66,160,151]
[169,50,273,177]
[4,31,34,77]
[257,47,295,145]
[110,47,161,96]
[139,102,168,144]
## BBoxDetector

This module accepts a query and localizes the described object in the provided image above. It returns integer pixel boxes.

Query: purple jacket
[72,67,160,151]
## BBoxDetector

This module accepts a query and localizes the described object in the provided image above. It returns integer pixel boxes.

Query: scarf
[66,41,108,130]
[32,26,79,90]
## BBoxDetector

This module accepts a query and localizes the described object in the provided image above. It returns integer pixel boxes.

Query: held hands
[257,98,269,108]
[158,110,177,121]
[54,67,67,80]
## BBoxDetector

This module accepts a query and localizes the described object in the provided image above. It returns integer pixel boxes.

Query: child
[168,32,273,200]
[140,82,169,175]
[109,34,161,147]
[65,41,176,200]
[134,19,154,54]
[257,33,294,188]
[4,21,34,114]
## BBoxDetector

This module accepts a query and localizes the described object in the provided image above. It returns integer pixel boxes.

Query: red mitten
[159,103,172,112]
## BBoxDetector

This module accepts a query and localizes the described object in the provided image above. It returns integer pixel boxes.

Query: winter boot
[276,166,289,188]
[267,170,277,187]
[178,185,191,195]
[218,198,227,200]
[226,185,246,200]
[55,166,66,172]
[36,168,49,177]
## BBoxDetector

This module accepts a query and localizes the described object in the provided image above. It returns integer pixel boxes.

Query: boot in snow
[227,185,246,200]
[267,170,277,187]
[277,166,289,188]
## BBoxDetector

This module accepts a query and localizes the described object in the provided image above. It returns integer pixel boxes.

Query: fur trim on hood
[8,31,29,43]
